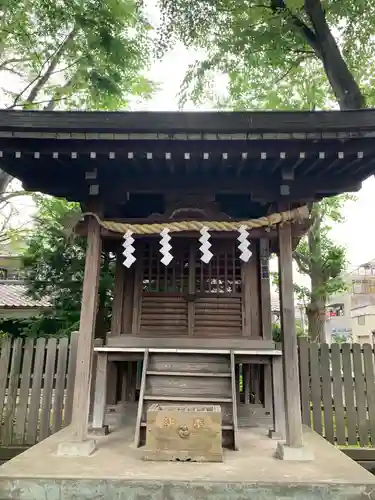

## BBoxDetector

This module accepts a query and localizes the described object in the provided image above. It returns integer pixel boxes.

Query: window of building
[327,303,345,317]
[0,268,7,279]
[352,280,363,294]
[357,315,366,326]
[352,279,375,294]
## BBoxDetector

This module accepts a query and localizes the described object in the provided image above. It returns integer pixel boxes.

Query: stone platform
[0,424,374,499]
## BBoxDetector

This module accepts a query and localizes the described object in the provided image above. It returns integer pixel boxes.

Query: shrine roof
[1,108,375,134]
[0,109,375,219]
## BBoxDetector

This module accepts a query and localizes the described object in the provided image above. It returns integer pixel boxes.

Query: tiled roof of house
[0,282,50,308]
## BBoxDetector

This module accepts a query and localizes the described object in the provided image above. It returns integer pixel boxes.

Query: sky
[1,29,375,270]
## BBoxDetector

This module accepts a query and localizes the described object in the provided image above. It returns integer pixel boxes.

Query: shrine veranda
[1,109,375,499]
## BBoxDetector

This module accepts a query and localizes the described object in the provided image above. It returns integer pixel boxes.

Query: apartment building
[326,260,375,344]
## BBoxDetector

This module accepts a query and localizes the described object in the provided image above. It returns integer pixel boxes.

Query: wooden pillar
[278,222,303,448]
[259,239,273,413]
[241,262,251,337]
[92,352,108,430]
[105,252,124,406]
[106,362,118,405]
[259,239,272,339]
[241,243,260,338]
[244,364,250,404]
[89,338,103,416]
[131,258,143,334]
[187,241,196,336]
[271,355,286,439]
[120,363,129,401]
[71,216,102,442]
[110,251,125,336]
[122,268,134,334]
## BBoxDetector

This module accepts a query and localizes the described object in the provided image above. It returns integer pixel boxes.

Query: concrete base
[56,439,96,457]
[1,425,374,499]
[268,429,283,440]
[276,441,315,461]
[89,425,109,437]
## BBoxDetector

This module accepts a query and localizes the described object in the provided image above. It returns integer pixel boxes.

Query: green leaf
[0,0,154,111]
[21,196,115,337]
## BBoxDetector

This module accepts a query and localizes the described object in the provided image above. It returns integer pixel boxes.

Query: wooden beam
[71,215,102,442]
[278,220,303,448]
[98,174,363,197]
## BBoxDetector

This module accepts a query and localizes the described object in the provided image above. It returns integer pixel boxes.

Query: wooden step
[143,395,232,403]
[146,371,231,377]
[140,422,234,431]
[147,353,230,374]
[135,349,238,451]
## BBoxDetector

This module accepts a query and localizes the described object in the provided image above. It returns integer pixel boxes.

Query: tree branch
[303,0,365,109]
[293,250,310,274]
[44,75,78,110]
[8,28,77,109]
[271,0,322,57]
[274,54,311,84]
[0,190,30,204]
[21,94,71,109]
[24,28,77,105]
[0,57,31,71]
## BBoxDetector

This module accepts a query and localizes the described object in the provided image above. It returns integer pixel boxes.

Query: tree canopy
[0,0,155,191]
[158,0,375,109]
[1,0,154,110]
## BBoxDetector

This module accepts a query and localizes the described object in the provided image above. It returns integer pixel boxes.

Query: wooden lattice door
[139,239,243,337]
[139,240,191,336]
[194,240,243,337]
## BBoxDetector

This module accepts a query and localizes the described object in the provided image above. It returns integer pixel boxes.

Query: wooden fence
[299,337,375,447]
[1,335,375,451]
[0,334,78,447]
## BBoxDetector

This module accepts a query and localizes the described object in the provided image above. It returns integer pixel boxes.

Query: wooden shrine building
[1,109,375,461]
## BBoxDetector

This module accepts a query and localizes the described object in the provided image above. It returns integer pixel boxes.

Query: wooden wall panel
[140,295,188,336]
[194,297,242,337]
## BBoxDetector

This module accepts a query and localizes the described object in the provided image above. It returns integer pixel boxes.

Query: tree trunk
[306,298,325,342]
[0,170,12,193]
[307,204,326,342]
[303,0,365,110]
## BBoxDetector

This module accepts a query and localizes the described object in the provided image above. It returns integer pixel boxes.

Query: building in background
[0,247,49,320]
[326,259,375,344]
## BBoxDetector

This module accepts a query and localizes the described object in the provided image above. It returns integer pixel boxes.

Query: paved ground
[0,424,374,499]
